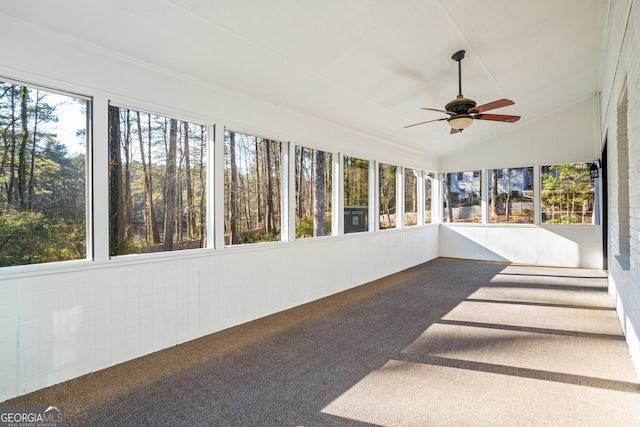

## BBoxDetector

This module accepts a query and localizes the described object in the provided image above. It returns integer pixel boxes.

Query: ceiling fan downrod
[452,50,465,97]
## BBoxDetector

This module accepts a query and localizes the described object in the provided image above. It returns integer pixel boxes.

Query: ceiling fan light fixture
[448,114,473,130]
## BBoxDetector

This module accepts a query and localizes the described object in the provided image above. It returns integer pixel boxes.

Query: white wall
[599,0,640,376]
[440,225,602,268]
[439,96,601,173]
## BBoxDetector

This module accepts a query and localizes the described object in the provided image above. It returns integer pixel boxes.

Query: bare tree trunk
[18,86,28,209]
[147,115,161,243]
[265,139,275,234]
[176,136,184,242]
[7,88,17,206]
[108,105,125,255]
[506,168,511,219]
[297,147,304,218]
[242,142,253,227]
[445,173,453,222]
[163,119,178,251]
[198,126,206,247]
[490,169,498,219]
[136,112,161,244]
[28,91,41,209]
[183,122,196,239]
[313,150,326,236]
[229,131,240,244]
[123,109,133,240]
[254,137,262,225]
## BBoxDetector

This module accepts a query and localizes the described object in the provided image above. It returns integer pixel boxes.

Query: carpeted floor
[4,258,640,426]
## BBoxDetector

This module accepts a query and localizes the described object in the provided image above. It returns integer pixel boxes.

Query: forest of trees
[424,172,433,224]
[295,146,332,238]
[0,82,87,266]
[108,106,207,255]
[404,168,418,226]
[379,163,396,229]
[541,163,594,224]
[224,131,282,244]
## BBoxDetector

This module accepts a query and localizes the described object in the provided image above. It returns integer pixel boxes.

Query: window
[224,130,281,244]
[378,163,396,229]
[443,170,481,223]
[404,168,418,226]
[344,156,369,233]
[488,167,534,224]
[108,106,207,255]
[0,81,89,267]
[424,171,433,224]
[295,146,332,238]
[541,163,595,224]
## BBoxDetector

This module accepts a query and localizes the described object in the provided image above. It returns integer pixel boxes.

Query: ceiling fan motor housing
[445,95,477,113]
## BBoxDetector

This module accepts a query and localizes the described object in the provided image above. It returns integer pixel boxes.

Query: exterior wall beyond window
[488,167,534,224]
[442,171,481,223]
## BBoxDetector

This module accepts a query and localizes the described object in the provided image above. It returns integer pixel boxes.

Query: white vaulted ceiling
[1,0,610,157]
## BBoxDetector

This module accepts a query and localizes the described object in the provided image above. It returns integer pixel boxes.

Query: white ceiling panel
[0,0,609,158]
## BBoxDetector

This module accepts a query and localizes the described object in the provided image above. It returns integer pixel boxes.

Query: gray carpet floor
[4,258,640,426]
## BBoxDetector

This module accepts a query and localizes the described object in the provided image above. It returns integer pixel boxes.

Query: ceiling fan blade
[404,117,448,128]
[469,99,514,113]
[473,113,520,123]
[421,107,456,116]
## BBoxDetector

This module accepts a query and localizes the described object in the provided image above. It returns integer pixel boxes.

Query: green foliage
[344,156,369,207]
[0,209,85,266]
[296,213,332,238]
[239,230,280,244]
[1,83,88,266]
[541,163,593,224]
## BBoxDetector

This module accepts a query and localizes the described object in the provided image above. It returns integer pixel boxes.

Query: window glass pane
[295,146,332,238]
[424,171,433,224]
[379,163,396,229]
[541,163,595,224]
[343,156,369,233]
[443,170,481,223]
[404,168,418,226]
[108,106,207,255]
[224,130,281,244]
[0,81,88,266]
[488,167,534,224]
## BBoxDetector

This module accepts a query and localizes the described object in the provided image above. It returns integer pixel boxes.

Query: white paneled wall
[0,227,439,400]
[440,225,603,268]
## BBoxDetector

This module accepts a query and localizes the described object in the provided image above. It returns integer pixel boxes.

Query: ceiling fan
[405,50,520,134]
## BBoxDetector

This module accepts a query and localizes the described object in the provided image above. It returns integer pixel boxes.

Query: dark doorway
[601,140,608,271]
